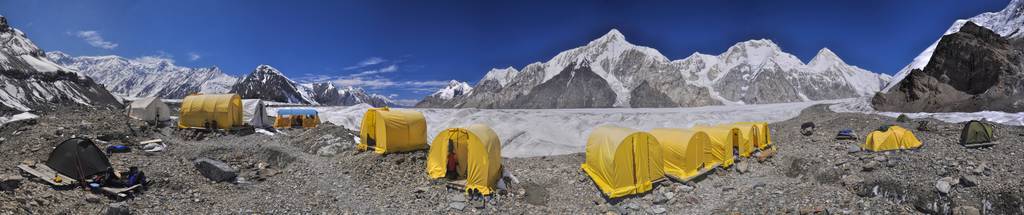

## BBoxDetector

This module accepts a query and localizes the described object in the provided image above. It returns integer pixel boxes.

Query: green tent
[896,114,911,123]
[959,120,994,147]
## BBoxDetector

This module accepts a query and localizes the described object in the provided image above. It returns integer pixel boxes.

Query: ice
[830,97,1024,126]
[306,100,840,157]
[0,112,39,127]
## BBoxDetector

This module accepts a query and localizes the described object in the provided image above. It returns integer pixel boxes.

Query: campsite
[0,98,1022,214]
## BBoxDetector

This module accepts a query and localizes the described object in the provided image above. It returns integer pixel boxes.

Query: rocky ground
[0,105,1022,214]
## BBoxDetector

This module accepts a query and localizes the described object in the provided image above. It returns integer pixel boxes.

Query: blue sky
[0,0,1012,104]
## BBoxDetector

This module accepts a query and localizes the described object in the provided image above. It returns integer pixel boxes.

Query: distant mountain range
[873,0,1024,112]
[417,29,890,108]
[48,53,395,107]
[0,15,119,114]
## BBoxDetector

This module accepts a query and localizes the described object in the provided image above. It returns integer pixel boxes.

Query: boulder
[104,202,130,215]
[736,162,750,174]
[0,174,23,191]
[953,206,981,215]
[959,176,978,187]
[936,180,952,195]
[194,158,238,182]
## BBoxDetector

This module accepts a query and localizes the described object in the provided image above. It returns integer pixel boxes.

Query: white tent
[128,97,171,122]
[243,99,272,128]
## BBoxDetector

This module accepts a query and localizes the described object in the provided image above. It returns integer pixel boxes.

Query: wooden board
[17,164,76,186]
[138,139,163,145]
[100,184,141,197]
[446,180,467,190]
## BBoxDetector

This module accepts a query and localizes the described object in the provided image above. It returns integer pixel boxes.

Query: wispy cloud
[75,30,118,50]
[188,52,201,61]
[349,65,398,77]
[133,51,175,65]
[344,57,386,70]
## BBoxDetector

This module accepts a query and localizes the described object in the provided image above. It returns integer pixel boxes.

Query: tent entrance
[443,131,470,180]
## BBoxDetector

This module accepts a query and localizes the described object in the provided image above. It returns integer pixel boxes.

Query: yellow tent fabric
[718,124,758,157]
[357,107,428,154]
[178,94,243,129]
[692,126,739,168]
[426,124,502,195]
[649,128,715,181]
[273,115,320,128]
[581,126,665,198]
[862,126,922,151]
[735,122,773,150]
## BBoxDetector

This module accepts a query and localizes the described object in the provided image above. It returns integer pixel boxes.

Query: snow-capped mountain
[884,0,1024,92]
[0,15,119,113]
[47,51,237,99]
[306,82,395,107]
[420,29,889,108]
[230,65,317,104]
[414,80,472,107]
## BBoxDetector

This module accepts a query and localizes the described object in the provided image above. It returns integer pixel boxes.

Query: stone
[85,194,102,203]
[653,195,668,205]
[736,162,750,174]
[413,186,430,193]
[952,206,981,215]
[448,202,466,211]
[664,192,675,199]
[959,176,978,187]
[873,155,888,162]
[0,174,23,191]
[841,175,864,188]
[862,161,879,172]
[846,145,860,153]
[104,202,130,215]
[449,194,467,202]
[193,158,238,182]
[257,168,281,178]
[935,180,952,195]
[648,206,667,214]
[675,184,694,193]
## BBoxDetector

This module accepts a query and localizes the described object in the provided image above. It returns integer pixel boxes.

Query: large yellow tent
[735,122,773,150]
[357,107,428,154]
[719,123,758,157]
[692,126,739,168]
[581,126,665,198]
[426,124,503,195]
[862,125,922,151]
[649,128,716,181]
[178,94,244,129]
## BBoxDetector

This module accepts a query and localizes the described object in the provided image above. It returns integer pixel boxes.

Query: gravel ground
[0,105,1022,214]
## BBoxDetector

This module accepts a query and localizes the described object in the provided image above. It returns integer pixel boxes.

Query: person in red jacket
[446,140,458,180]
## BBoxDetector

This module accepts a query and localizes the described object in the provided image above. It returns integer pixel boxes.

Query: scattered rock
[85,194,102,203]
[104,202,130,215]
[862,161,879,172]
[736,162,750,174]
[936,180,952,195]
[413,186,430,193]
[448,202,466,211]
[675,184,694,193]
[959,176,978,187]
[194,158,239,182]
[952,206,981,215]
[0,174,23,191]
[664,192,675,199]
[653,195,668,205]
[873,155,887,163]
[846,145,860,153]
[449,193,467,202]
[647,206,667,214]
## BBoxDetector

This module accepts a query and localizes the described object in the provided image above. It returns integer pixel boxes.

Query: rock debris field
[0,105,1022,214]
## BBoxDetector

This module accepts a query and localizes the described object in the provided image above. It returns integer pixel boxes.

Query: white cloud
[329,77,449,90]
[133,51,175,65]
[75,30,118,50]
[188,52,201,61]
[350,65,398,77]
[344,57,386,70]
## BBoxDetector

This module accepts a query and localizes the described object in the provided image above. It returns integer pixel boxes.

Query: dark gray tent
[960,120,995,147]
[45,138,112,181]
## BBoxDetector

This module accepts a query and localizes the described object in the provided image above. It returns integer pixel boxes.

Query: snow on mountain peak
[807,48,845,69]
[589,29,627,46]
[481,66,520,87]
[431,80,473,100]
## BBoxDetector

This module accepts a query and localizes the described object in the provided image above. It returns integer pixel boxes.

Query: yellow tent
[692,126,739,168]
[862,125,922,151]
[426,124,502,195]
[718,123,758,157]
[273,109,320,128]
[649,128,716,181]
[581,126,665,198]
[357,107,428,154]
[178,94,244,129]
[735,122,773,150]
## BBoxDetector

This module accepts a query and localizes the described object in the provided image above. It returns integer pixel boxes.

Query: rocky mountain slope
[420,29,890,108]
[414,80,472,107]
[230,65,317,104]
[47,51,237,99]
[872,22,1024,112]
[0,15,119,114]
[884,0,1024,92]
[306,82,394,107]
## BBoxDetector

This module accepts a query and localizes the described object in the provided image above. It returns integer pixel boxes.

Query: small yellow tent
[692,126,739,168]
[358,107,428,154]
[862,125,922,151]
[649,128,715,181]
[178,94,244,129]
[735,122,773,150]
[581,126,665,198]
[426,124,502,195]
[273,109,320,128]
[715,124,757,158]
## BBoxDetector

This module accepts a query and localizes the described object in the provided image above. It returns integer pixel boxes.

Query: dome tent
[862,125,922,152]
[649,128,717,182]
[46,138,112,181]
[426,124,503,195]
[581,125,664,198]
[358,107,428,154]
[960,120,994,147]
